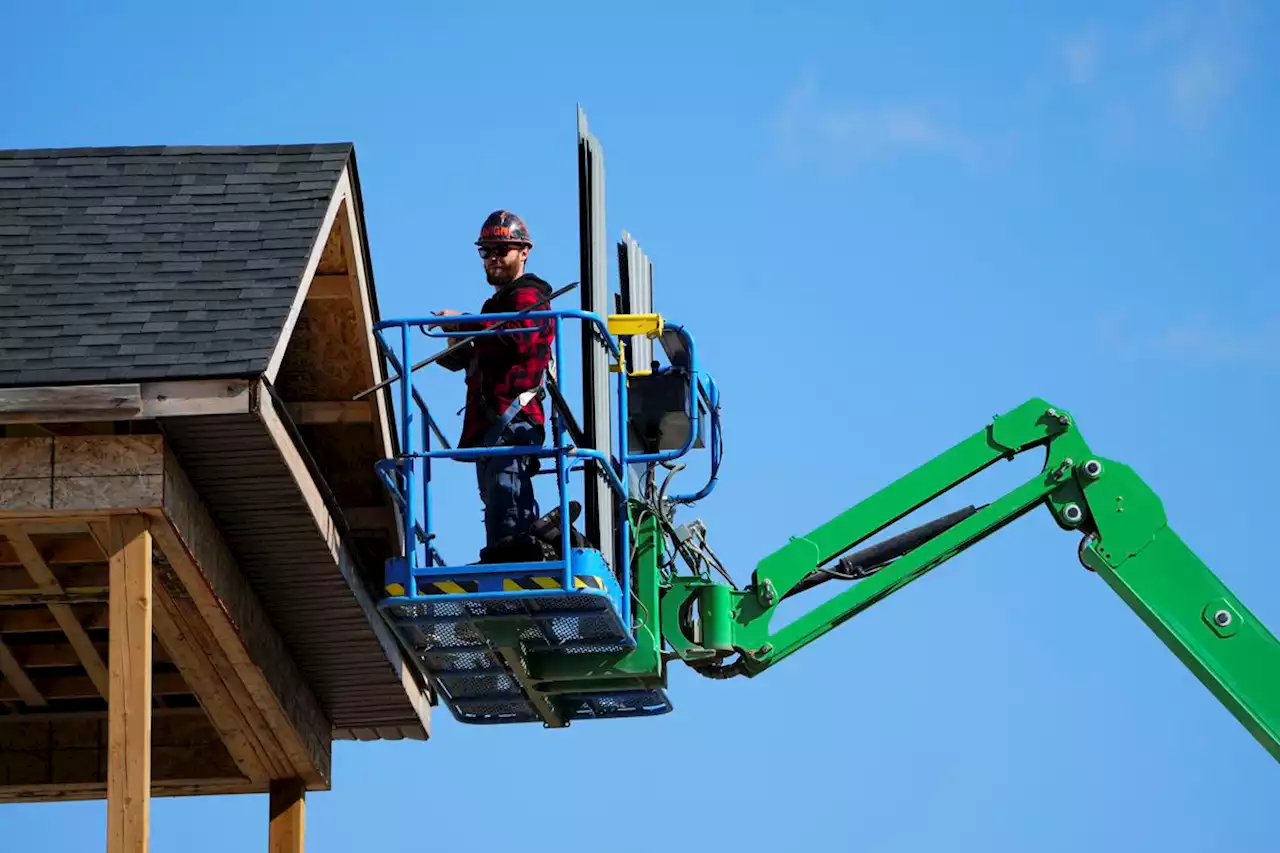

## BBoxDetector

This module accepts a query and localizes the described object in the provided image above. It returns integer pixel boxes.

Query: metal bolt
[1081,459,1103,479]
[1062,503,1084,525]
[757,644,774,657]
[1214,610,1232,627]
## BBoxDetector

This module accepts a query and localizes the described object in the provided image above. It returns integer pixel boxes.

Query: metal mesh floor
[382,552,672,725]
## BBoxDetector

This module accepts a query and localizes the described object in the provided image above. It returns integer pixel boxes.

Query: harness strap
[479,385,543,447]
[463,300,555,446]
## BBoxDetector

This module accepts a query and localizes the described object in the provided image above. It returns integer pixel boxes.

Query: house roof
[0,143,352,386]
[0,142,432,744]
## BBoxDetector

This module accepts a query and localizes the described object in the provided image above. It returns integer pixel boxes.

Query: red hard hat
[476,210,533,248]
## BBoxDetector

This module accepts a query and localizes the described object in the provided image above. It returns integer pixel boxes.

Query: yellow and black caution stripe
[416,579,481,596]
[502,575,606,592]
[384,576,605,597]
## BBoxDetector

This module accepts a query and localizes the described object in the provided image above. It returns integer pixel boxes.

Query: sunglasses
[478,244,521,259]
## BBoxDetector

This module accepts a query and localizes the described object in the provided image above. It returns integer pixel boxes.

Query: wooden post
[107,515,153,853]
[269,778,306,853]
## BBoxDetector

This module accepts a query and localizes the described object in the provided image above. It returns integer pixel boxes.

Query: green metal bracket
[527,501,667,692]
[658,397,1280,761]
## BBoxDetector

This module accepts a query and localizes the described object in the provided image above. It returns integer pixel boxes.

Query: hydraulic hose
[781,504,984,600]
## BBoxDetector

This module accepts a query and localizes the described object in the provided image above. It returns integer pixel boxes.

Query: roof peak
[0,142,355,386]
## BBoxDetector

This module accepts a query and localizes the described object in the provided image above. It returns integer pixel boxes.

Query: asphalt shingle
[0,143,352,386]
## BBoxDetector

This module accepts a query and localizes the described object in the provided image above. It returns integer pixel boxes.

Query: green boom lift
[367,109,1280,764]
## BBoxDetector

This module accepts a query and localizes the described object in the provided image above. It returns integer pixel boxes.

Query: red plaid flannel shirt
[438,275,555,447]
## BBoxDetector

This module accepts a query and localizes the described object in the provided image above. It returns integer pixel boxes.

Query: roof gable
[0,143,352,386]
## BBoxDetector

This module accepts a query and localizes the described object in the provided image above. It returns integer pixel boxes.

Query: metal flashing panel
[618,230,657,484]
[576,106,616,573]
[618,230,654,372]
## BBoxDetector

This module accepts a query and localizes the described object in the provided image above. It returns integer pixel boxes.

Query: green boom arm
[658,398,1280,761]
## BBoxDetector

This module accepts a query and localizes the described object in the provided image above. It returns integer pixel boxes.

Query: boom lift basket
[371,306,698,727]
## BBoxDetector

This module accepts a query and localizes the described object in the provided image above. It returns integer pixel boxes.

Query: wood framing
[271,164,395,463]
[0,433,332,800]
[106,515,152,853]
[269,779,307,853]
[0,712,244,803]
[0,381,253,426]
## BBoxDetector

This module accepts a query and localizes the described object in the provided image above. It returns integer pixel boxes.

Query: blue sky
[4,0,1279,849]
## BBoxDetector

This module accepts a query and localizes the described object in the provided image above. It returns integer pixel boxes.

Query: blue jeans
[475,419,544,547]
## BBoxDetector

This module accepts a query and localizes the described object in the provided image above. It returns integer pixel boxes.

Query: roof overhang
[0,151,432,746]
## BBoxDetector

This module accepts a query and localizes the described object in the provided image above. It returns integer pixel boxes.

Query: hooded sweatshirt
[438,273,555,447]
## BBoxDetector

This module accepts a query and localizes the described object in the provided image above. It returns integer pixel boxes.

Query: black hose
[782,504,984,600]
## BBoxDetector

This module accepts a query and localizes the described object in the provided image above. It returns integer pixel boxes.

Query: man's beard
[486,266,515,286]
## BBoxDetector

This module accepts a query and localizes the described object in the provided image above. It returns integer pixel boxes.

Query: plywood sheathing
[274,200,396,596]
[276,207,374,419]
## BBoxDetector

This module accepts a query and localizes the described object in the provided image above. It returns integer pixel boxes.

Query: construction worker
[435,210,555,562]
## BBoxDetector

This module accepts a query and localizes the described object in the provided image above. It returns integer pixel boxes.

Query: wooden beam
[10,639,166,669]
[0,380,252,425]
[0,434,334,785]
[0,561,107,593]
[284,401,372,425]
[0,639,45,706]
[0,705,199,726]
[14,520,109,534]
[106,514,152,853]
[0,535,102,564]
[341,505,394,531]
[0,672,185,703]
[269,779,307,853]
[335,186,395,462]
[1,525,111,697]
[0,591,107,605]
[0,779,258,804]
[153,445,332,785]
[85,520,271,786]
[140,380,252,418]
[0,713,249,803]
[0,384,142,422]
[0,605,107,633]
[304,275,350,300]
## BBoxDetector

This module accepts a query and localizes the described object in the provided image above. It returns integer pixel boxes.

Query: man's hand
[433,309,466,346]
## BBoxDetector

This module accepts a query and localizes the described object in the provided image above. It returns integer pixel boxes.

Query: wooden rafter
[283,401,372,425]
[0,432,334,797]
[0,639,44,706]
[304,274,350,300]
[85,519,272,785]
[0,525,110,697]
[0,514,269,804]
